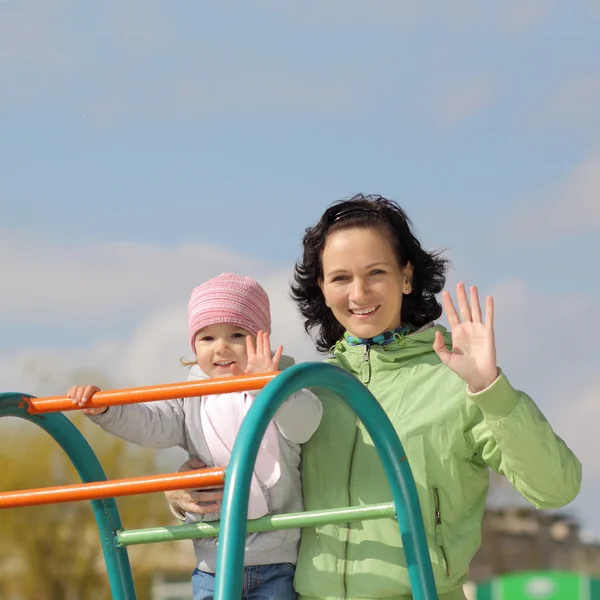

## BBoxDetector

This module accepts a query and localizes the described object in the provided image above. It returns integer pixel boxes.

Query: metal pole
[117,502,395,546]
[0,468,224,509]
[25,373,277,414]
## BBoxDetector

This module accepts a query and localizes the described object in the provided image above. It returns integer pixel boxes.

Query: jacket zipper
[342,345,368,597]
[342,418,360,599]
[433,487,450,577]
[360,343,371,383]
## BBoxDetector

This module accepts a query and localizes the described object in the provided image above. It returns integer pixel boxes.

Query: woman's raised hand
[433,282,499,393]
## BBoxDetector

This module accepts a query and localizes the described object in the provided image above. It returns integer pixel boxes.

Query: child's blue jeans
[192,562,297,600]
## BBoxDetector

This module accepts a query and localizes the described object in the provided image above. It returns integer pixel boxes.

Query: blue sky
[1,0,599,540]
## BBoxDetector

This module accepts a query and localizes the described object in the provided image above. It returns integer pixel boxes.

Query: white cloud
[485,277,598,498]
[553,378,600,532]
[489,278,598,384]
[118,305,189,387]
[258,0,428,27]
[483,278,598,528]
[0,0,75,69]
[560,383,600,477]
[82,62,366,123]
[584,0,600,18]
[165,73,362,119]
[444,0,552,32]
[532,73,600,136]
[0,233,265,326]
[100,0,172,54]
[0,0,366,120]
[497,0,553,34]
[436,77,498,125]
[3,0,552,121]
[508,152,600,240]
[260,0,551,32]
[0,0,170,69]
[0,340,125,397]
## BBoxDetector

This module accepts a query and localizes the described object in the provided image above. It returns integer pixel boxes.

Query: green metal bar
[116,502,395,547]
[0,393,137,600]
[214,362,438,600]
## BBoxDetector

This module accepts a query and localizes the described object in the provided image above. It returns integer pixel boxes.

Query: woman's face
[319,226,413,339]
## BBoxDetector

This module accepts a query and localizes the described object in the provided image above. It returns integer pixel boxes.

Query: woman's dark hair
[291,194,449,353]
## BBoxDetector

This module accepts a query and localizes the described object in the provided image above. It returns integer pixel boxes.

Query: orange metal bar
[0,468,225,510]
[24,372,278,414]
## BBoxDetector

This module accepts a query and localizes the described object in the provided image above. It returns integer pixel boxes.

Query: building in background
[469,504,600,599]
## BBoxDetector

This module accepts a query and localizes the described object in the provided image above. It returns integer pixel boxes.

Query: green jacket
[295,325,581,600]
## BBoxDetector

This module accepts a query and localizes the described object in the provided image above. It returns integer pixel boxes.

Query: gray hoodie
[90,356,322,573]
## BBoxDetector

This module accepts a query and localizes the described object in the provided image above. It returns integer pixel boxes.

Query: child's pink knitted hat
[188,273,271,351]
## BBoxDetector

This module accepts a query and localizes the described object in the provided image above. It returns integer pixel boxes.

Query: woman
[168,194,581,600]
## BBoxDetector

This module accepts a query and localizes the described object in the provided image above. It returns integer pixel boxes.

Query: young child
[68,272,323,600]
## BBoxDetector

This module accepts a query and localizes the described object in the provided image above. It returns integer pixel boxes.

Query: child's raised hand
[67,385,107,416]
[231,331,283,376]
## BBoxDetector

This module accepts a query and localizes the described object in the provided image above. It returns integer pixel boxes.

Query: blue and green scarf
[344,323,415,347]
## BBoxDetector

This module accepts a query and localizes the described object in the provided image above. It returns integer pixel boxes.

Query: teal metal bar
[0,393,137,600]
[117,502,395,546]
[214,362,438,600]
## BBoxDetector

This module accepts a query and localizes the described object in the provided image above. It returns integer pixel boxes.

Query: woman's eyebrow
[364,261,389,269]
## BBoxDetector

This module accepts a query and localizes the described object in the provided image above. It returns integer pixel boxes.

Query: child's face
[194,323,250,378]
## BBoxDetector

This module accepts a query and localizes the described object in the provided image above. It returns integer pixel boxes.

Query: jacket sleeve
[468,370,582,509]
[89,399,187,450]
[271,389,323,444]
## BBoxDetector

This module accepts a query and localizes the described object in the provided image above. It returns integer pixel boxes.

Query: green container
[477,571,599,599]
